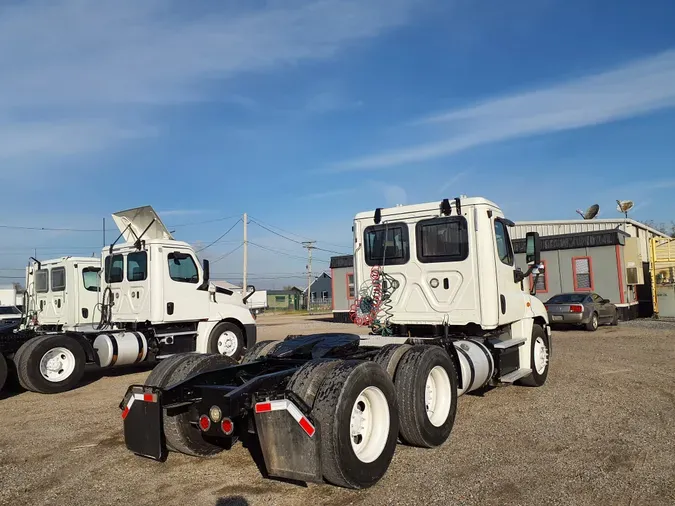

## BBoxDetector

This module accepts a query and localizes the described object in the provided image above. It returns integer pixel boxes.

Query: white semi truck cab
[7,206,256,394]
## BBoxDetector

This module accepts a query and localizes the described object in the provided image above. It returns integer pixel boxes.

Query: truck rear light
[221,418,234,435]
[199,415,211,431]
[209,406,222,423]
[570,305,583,313]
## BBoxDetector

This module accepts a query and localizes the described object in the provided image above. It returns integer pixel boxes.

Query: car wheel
[585,313,598,332]
[611,311,619,326]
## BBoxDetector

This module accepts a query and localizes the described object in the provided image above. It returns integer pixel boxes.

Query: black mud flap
[121,385,167,461]
[253,396,322,483]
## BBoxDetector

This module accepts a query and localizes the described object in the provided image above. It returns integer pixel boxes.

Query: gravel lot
[1,315,674,506]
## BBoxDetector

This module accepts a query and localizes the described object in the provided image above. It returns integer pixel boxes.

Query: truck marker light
[199,415,211,431]
[221,418,234,435]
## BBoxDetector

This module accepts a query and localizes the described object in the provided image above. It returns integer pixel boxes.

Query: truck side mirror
[202,259,210,284]
[525,232,541,265]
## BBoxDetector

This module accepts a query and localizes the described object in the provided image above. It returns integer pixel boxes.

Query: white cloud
[0,0,417,165]
[382,184,408,206]
[331,49,675,171]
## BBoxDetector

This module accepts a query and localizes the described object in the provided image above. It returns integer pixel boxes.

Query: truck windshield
[0,306,21,315]
[364,223,409,266]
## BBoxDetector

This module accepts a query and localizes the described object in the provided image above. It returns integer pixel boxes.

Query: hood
[112,206,173,243]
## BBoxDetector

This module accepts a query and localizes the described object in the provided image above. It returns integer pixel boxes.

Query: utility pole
[302,241,315,313]
[243,213,248,294]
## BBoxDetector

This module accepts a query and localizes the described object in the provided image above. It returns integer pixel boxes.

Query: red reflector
[221,418,234,435]
[121,407,130,420]
[255,402,272,413]
[298,417,315,437]
[143,393,154,402]
[199,415,211,431]
[570,305,583,313]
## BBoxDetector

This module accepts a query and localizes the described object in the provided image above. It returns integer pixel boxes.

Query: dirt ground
[1,315,674,506]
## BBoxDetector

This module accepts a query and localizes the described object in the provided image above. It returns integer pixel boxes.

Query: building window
[82,267,100,292]
[347,273,355,299]
[321,290,328,301]
[530,260,548,293]
[416,217,468,263]
[35,269,49,293]
[311,292,316,302]
[127,252,148,282]
[364,223,410,266]
[51,267,66,292]
[494,219,514,266]
[105,255,124,283]
[167,252,199,283]
[572,256,593,291]
[275,295,285,303]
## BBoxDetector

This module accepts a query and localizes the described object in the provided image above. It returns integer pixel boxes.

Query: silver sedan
[545,293,619,331]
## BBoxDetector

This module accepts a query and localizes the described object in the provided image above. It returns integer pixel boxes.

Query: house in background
[303,272,332,310]
[267,288,302,311]
[513,218,669,320]
[330,255,354,322]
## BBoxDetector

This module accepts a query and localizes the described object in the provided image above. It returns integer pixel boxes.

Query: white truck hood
[112,206,174,242]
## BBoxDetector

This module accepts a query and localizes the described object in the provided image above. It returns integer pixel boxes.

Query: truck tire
[16,335,87,394]
[518,324,550,387]
[312,361,399,489]
[287,359,340,408]
[394,346,458,448]
[0,353,7,393]
[585,313,599,332]
[208,322,245,361]
[145,353,201,389]
[373,344,412,379]
[241,340,281,364]
[149,353,237,457]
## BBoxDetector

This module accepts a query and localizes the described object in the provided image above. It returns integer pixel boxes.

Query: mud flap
[121,386,167,461]
[253,396,322,483]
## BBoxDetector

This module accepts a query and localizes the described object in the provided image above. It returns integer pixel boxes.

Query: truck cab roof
[353,196,501,222]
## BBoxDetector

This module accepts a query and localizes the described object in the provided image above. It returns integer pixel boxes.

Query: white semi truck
[121,196,550,489]
[1,206,257,394]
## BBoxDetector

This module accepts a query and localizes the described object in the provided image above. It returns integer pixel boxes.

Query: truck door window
[51,267,66,291]
[168,252,199,283]
[364,223,409,266]
[105,254,124,283]
[82,267,101,292]
[494,220,514,266]
[416,217,468,263]
[127,252,148,282]
[35,269,49,293]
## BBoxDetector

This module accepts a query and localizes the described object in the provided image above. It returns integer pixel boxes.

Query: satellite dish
[575,204,600,220]
[616,200,634,215]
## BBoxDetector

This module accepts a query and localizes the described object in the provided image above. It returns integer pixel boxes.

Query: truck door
[494,219,525,325]
[125,251,150,318]
[163,250,204,322]
[49,266,67,322]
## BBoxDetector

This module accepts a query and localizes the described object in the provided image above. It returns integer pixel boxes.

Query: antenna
[575,204,600,220]
[616,200,634,218]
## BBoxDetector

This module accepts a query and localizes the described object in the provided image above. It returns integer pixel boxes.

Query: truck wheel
[16,335,87,394]
[241,340,281,364]
[373,344,412,379]
[0,353,7,393]
[149,353,237,457]
[145,353,201,389]
[585,313,599,332]
[208,322,245,361]
[287,359,340,408]
[518,324,550,387]
[312,361,399,489]
[394,346,457,448]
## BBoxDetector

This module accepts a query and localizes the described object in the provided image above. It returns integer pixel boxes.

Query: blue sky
[1,0,675,288]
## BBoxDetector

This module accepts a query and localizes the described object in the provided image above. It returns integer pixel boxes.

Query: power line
[169,214,240,228]
[249,218,304,245]
[210,243,243,265]
[248,241,329,264]
[248,215,352,251]
[196,219,242,253]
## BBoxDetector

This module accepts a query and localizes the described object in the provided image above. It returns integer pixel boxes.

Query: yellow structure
[649,237,675,317]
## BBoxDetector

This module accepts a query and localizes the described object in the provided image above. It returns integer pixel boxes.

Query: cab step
[499,368,532,383]
[491,338,526,349]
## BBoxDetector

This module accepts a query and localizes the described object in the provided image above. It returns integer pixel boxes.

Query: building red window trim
[529,259,548,293]
[572,256,594,292]
[346,272,355,302]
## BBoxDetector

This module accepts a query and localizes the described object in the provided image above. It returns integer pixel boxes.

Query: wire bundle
[349,266,399,335]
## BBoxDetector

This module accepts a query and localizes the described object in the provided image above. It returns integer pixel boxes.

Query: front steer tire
[0,353,8,393]
[518,324,550,387]
[145,353,237,457]
[312,361,399,489]
[15,335,86,394]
